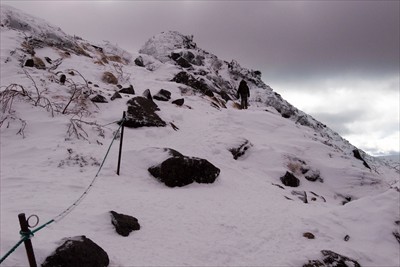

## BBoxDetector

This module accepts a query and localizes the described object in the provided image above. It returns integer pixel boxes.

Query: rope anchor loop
[27,214,39,228]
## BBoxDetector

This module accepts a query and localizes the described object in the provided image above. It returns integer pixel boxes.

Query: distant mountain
[1,5,399,267]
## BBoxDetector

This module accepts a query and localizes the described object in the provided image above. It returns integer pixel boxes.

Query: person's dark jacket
[237,80,250,99]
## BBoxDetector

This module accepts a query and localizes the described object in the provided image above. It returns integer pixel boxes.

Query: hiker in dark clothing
[237,79,250,109]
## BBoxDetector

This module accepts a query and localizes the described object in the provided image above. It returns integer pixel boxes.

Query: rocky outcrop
[42,236,109,267]
[172,71,214,97]
[303,250,361,267]
[124,96,166,128]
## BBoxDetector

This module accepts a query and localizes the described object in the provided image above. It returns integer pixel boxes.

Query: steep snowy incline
[1,5,399,267]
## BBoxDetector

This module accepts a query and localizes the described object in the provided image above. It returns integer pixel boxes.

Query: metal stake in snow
[18,213,37,267]
[117,111,126,175]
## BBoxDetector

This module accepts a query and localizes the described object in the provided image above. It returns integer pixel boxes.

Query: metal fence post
[117,111,125,175]
[18,213,37,267]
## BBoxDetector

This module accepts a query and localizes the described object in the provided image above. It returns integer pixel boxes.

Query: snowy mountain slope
[1,5,399,267]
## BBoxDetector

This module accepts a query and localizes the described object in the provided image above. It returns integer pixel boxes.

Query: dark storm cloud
[2,0,399,155]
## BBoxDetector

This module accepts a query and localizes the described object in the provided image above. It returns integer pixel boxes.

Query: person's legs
[241,97,245,109]
[243,96,248,109]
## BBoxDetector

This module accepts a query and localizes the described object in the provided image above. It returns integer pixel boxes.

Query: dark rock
[142,89,153,101]
[94,84,99,88]
[280,171,300,187]
[303,232,315,239]
[153,89,171,101]
[124,96,165,128]
[119,85,135,95]
[60,74,66,85]
[344,235,350,241]
[148,153,220,187]
[42,235,109,267]
[352,149,371,169]
[117,84,123,89]
[134,56,144,67]
[110,211,140,237]
[175,57,192,68]
[68,70,75,76]
[172,98,184,106]
[91,94,108,103]
[110,92,122,101]
[170,52,181,60]
[24,59,34,67]
[88,81,93,84]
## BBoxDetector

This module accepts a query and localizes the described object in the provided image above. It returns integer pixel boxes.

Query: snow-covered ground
[1,5,399,267]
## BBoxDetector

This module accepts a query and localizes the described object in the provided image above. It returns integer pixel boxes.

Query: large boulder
[148,151,220,187]
[124,96,166,128]
[110,211,140,237]
[42,235,109,267]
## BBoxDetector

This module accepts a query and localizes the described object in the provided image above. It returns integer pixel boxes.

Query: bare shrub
[102,71,118,84]
[113,63,130,84]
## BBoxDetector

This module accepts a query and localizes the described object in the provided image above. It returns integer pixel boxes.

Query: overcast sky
[2,0,399,156]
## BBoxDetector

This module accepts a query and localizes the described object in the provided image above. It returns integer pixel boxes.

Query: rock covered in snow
[153,89,171,101]
[124,96,166,128]
[148,149,220,187]
[110,210,140,237]
[42,236,109,267]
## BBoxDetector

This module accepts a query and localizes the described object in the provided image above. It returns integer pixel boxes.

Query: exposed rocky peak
[139,31,197,63]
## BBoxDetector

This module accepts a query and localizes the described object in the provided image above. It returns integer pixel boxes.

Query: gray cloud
[2,0,399,155]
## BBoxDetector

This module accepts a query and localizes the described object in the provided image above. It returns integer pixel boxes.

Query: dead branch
[0,114,27,138]
[67,116,105,142]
